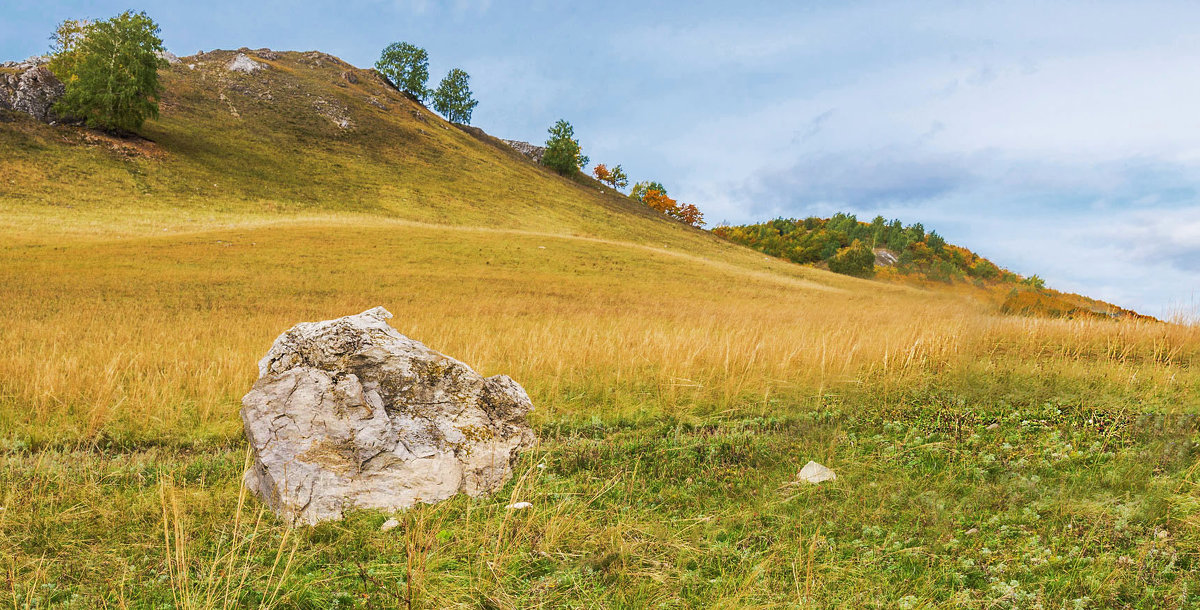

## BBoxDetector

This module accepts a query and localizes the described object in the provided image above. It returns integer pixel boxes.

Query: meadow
[3,49,1200,608]
[2,210,1198,608]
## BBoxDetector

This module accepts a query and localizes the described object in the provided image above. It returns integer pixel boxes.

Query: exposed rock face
[0,65,65,122]
[501,139,546,164]
[312,97,354,130]
[873,248,899,267]
[0,56,50,70]
[156,50,182,65]
[226,53,265,74]
[241,307,536,524]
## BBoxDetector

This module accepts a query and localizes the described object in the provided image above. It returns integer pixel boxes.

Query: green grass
[6,398,1198,607]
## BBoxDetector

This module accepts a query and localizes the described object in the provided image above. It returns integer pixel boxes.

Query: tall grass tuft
[159,452,297,609]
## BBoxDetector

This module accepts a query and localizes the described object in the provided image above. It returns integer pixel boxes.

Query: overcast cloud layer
[4,0,1197,316]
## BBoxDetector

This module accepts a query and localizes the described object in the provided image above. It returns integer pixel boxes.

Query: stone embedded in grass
[506,502,533,510]
[380,518,400,532]
[241,306,536,525]
[796,460,837,484]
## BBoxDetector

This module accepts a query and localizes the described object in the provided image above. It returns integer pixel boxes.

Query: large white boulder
[241,307,535,524]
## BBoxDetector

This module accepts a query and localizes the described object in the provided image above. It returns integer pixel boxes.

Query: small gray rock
[796,460,836,484]
[380,518,400,532]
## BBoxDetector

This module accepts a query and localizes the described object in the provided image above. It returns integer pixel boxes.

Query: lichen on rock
[0,65,65,122]
[241,307,536,524]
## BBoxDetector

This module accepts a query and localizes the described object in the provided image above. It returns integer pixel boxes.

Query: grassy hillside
[0,48,699,244]
[715,214,1151,321]
[2,49,1199,607]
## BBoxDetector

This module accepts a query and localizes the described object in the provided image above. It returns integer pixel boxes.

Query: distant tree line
[713,213,1024,282]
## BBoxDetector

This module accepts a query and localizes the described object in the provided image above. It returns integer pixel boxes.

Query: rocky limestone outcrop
[226,53,265,74]
[0,64,65,122]
[156,50,182,65]
[0,55,50,70]
[501,139,546,164]
[873,248,899,267]
[241,307,536,524]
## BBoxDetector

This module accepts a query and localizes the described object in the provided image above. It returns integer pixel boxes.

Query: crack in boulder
[241,307,535,524]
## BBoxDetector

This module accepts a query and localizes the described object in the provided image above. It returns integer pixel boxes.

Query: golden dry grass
[2,215,1195,447]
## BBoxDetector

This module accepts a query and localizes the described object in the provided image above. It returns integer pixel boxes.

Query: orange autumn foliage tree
[593,164,611,184]
[642,189,676,214]
[641,189,705,228]
[593,163,629,191]
[675,203,704,227]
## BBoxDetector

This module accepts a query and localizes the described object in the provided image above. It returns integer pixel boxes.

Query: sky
[3,0,1198,317]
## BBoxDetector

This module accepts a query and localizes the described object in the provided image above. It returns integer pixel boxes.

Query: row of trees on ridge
[376,42,478,124]
[37,14,710,231]
[713,213,1027,282]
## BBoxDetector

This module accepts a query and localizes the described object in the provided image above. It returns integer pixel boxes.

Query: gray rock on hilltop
[157,50,182,65]
[0,65,65,122]
[873,248,899,267]
[502,139,546,164]
[1,56,50,70]
[226,53,265,74]
[241,307,536,524]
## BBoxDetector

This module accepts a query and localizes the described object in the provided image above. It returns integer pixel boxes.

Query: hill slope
[715,214,1151,320]
[2,48,1199,607]
[0,48,703,245]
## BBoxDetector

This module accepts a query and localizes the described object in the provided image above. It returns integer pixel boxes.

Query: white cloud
[596,2,1200,314]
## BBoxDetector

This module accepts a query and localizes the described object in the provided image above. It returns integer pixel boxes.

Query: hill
[2,47,1199,607]
[1,48,704,244]
[715,214,1152,320]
